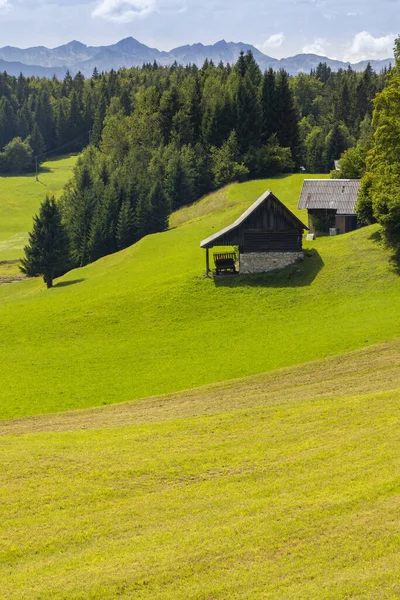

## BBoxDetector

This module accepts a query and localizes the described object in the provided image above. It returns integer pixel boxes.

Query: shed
[298,179,361,235]
[200,190,308,276]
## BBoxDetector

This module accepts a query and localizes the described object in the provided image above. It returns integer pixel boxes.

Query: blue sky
[0,0,397,60]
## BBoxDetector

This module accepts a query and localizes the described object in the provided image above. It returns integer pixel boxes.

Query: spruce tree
[116,198,136,250]
[275,70,300,166]
[55,99,70,147]
[324,123,349,171]
[35,90,54,150]
[20,196,70,288]
[148,181,170,233]
[27,123,45,160]
[261,68,277,143]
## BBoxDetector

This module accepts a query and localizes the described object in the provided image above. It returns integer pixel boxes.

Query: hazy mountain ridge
[0,37,393,78]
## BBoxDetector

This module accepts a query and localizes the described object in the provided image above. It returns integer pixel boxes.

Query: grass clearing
[2,173,400,418]
[0,155,77,266]
[2,340,400,599]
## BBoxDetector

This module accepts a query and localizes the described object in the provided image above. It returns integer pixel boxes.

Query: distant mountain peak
[0,37,393,79]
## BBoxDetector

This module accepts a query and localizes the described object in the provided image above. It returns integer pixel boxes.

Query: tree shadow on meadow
[213,249,324,289]
[53,279,85,288]
[368,229,400,276]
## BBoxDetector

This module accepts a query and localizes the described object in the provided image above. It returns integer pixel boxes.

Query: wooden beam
[205,247,210,277]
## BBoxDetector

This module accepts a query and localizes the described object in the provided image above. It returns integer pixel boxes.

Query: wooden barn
[298,179,361,235]
[200,190,308,276]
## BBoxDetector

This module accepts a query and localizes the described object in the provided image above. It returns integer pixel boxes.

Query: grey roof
[298,179,361,215]
[200,190,308,249]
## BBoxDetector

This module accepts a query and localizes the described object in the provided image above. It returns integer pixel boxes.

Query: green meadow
[2,171,400,419]
[0,155,77,274]
[1,340,400,599]
[2,165,400,598]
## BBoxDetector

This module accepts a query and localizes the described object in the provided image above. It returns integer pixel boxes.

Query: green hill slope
[0,155,77,276]
[1,340,400,599]
[2,174,400,419]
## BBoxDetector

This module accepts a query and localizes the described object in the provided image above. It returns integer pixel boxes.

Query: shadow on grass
[54,279,85,288]
[368,229,400,276]
[369,230,382,243]
[213,249,324,288]
[389,253,400,276]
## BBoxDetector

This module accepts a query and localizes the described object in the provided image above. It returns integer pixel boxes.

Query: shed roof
[200,190,308,249]
[298,179,361,215]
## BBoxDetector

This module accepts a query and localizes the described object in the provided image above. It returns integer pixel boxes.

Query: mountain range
[0,38,393,79]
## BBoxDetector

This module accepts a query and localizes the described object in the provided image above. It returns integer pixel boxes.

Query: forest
[0,51,388,268]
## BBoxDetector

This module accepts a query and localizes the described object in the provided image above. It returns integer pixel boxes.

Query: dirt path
[0,260,28,284]
[0,275,27,284]
[1,338,400,437]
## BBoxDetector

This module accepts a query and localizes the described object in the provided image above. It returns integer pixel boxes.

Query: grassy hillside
[2,173,400,419]
[1,340,400,599]
[0,156,77,275]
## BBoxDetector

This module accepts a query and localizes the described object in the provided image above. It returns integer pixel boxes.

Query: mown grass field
[2,173,400,419]
[2,340,400,599]
[0,155,77,274]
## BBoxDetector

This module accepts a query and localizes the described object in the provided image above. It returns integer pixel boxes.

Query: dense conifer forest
[0,51,388,267]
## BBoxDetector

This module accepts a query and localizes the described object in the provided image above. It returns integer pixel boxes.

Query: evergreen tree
[159,86,181,144]
[148,181,170,233]
[235,69,261,153]
[275,70,300,165]
[261,68,277,143]
[0,97,18,148]
[135,194,153,238]
[20,195,70,288]
[68,90,84,148]
[55,99,70,147]
[27,122,45,160]
[324,122,350,171]
[116,198,136,249]
[91,94,107,146]
[35,90,54,149]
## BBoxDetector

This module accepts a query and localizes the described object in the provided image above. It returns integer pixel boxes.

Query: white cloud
[303,38,327,56]
[93,0,156,22]
[92,0,185,22]
[344,31,395,62]
[0,0,11,13]
[261,33,285,49]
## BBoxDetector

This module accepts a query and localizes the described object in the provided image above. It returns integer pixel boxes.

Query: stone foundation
[239,252,304,274]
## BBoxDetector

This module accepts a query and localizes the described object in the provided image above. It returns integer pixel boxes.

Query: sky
[0,0,397,61]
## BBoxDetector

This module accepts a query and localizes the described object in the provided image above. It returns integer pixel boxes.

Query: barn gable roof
[298,179,361,215]
[200,190,308,249]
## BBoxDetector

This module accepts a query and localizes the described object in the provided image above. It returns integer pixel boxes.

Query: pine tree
[35,90,54,150]
[235,70,262,153]
[91,95,107,146]
[68,90,84,148]
[148,181,170,233]
[159,86,181,144]
[261,68,277,142]
[324,123,349,171]
[20,196,70,288]
[116,198,136,250]
[0,97,18,148]
[55,99,70,147]
[27,122,45,160]
[275,70,300,165]
[135,194,153,238]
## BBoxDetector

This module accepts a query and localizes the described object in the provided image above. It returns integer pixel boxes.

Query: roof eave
[200,190,308,248]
